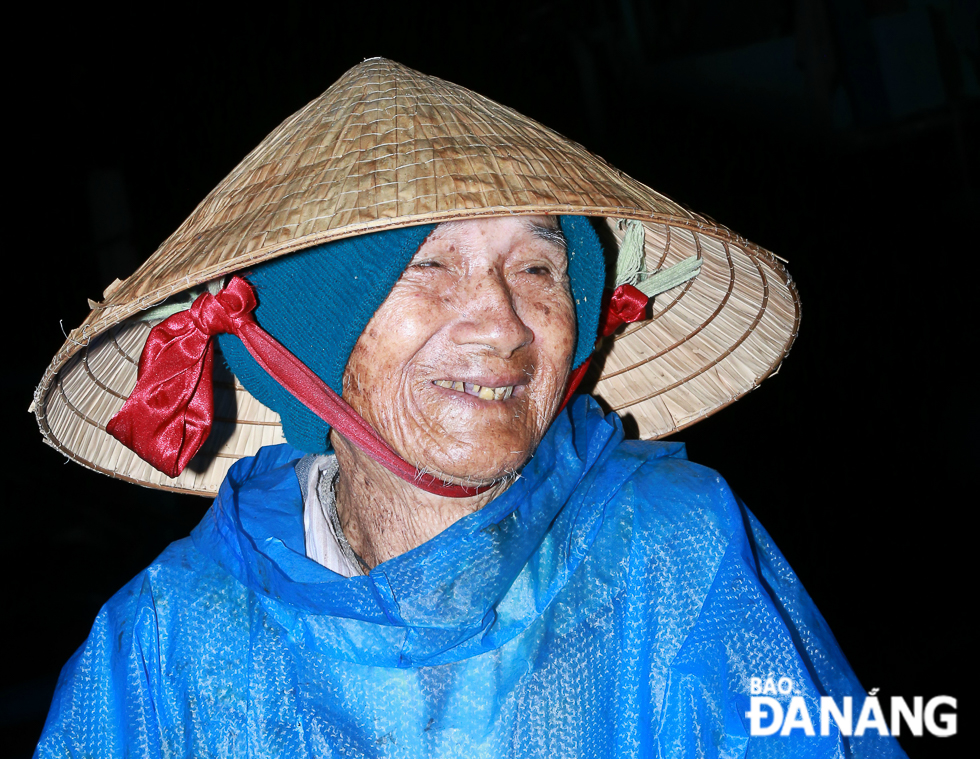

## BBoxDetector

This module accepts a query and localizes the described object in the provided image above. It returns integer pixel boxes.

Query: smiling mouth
[433,380,516,401]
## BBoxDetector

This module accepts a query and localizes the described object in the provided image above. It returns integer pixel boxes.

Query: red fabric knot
[191,278,257,336]
[560,283,650,411]
[600,283,648,336]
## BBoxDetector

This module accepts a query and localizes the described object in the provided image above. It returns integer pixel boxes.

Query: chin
[414,437,535,486]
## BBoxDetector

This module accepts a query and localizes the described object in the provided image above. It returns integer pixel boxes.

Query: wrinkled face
[339,216,576,485]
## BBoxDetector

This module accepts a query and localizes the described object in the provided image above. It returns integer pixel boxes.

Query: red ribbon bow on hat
[106,278,255,478]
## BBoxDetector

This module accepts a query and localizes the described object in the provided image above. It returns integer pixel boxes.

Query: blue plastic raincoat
[36,397,906,757]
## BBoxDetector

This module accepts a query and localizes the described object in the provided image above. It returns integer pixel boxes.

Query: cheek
[533,297,576,370]
[342,342,411,436]
[378,291,452,354]
[342,320,400,403]
[524,296,576,430]
[341,295,440,410]
[341,341,375,406]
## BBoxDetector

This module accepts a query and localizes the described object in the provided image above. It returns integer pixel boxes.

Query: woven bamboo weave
[33,58,800,496]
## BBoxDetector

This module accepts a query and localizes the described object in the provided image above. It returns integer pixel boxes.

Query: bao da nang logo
[744,678,957,737]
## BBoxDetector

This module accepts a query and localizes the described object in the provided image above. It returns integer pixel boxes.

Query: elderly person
[34,60,906,758]
[213,214,600,576]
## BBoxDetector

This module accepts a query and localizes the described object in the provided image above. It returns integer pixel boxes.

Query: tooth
[493,387,505,401]
[478,386,495,400]
[503,386,513,400]
[453,381,465,392]
[435,380,450,388]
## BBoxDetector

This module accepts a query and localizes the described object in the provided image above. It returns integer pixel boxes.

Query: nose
[449,269,533,358]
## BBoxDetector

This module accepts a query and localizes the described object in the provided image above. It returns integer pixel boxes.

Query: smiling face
[337,216,576,486]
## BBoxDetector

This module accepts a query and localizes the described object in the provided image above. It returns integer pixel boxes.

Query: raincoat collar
[191,395,685,665]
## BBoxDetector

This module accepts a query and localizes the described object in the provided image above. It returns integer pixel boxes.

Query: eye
[412,260,444,269]
[523,265,552,276]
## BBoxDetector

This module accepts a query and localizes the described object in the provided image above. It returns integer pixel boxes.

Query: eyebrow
[524,219,568,252]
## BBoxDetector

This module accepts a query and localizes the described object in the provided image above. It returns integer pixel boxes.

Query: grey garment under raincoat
[36,396,906,758]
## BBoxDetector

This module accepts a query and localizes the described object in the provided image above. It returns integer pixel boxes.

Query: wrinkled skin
[341,215,576,486]
[330,216,577,567]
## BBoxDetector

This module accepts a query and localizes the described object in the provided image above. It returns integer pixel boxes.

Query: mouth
[433,379,517,401]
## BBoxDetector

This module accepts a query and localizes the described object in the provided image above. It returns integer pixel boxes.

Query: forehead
[422,215,566,251]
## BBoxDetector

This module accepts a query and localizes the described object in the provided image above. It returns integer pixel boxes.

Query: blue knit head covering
[217,216,606,453]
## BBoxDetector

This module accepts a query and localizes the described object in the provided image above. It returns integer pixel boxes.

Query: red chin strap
[107,277,649,497]
[559,283,649,411]
[106,276,491,498]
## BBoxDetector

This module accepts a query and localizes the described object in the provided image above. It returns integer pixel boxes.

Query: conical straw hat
[33,58,799,496]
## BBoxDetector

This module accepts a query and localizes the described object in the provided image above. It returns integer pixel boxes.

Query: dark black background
[3,1,975,756]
